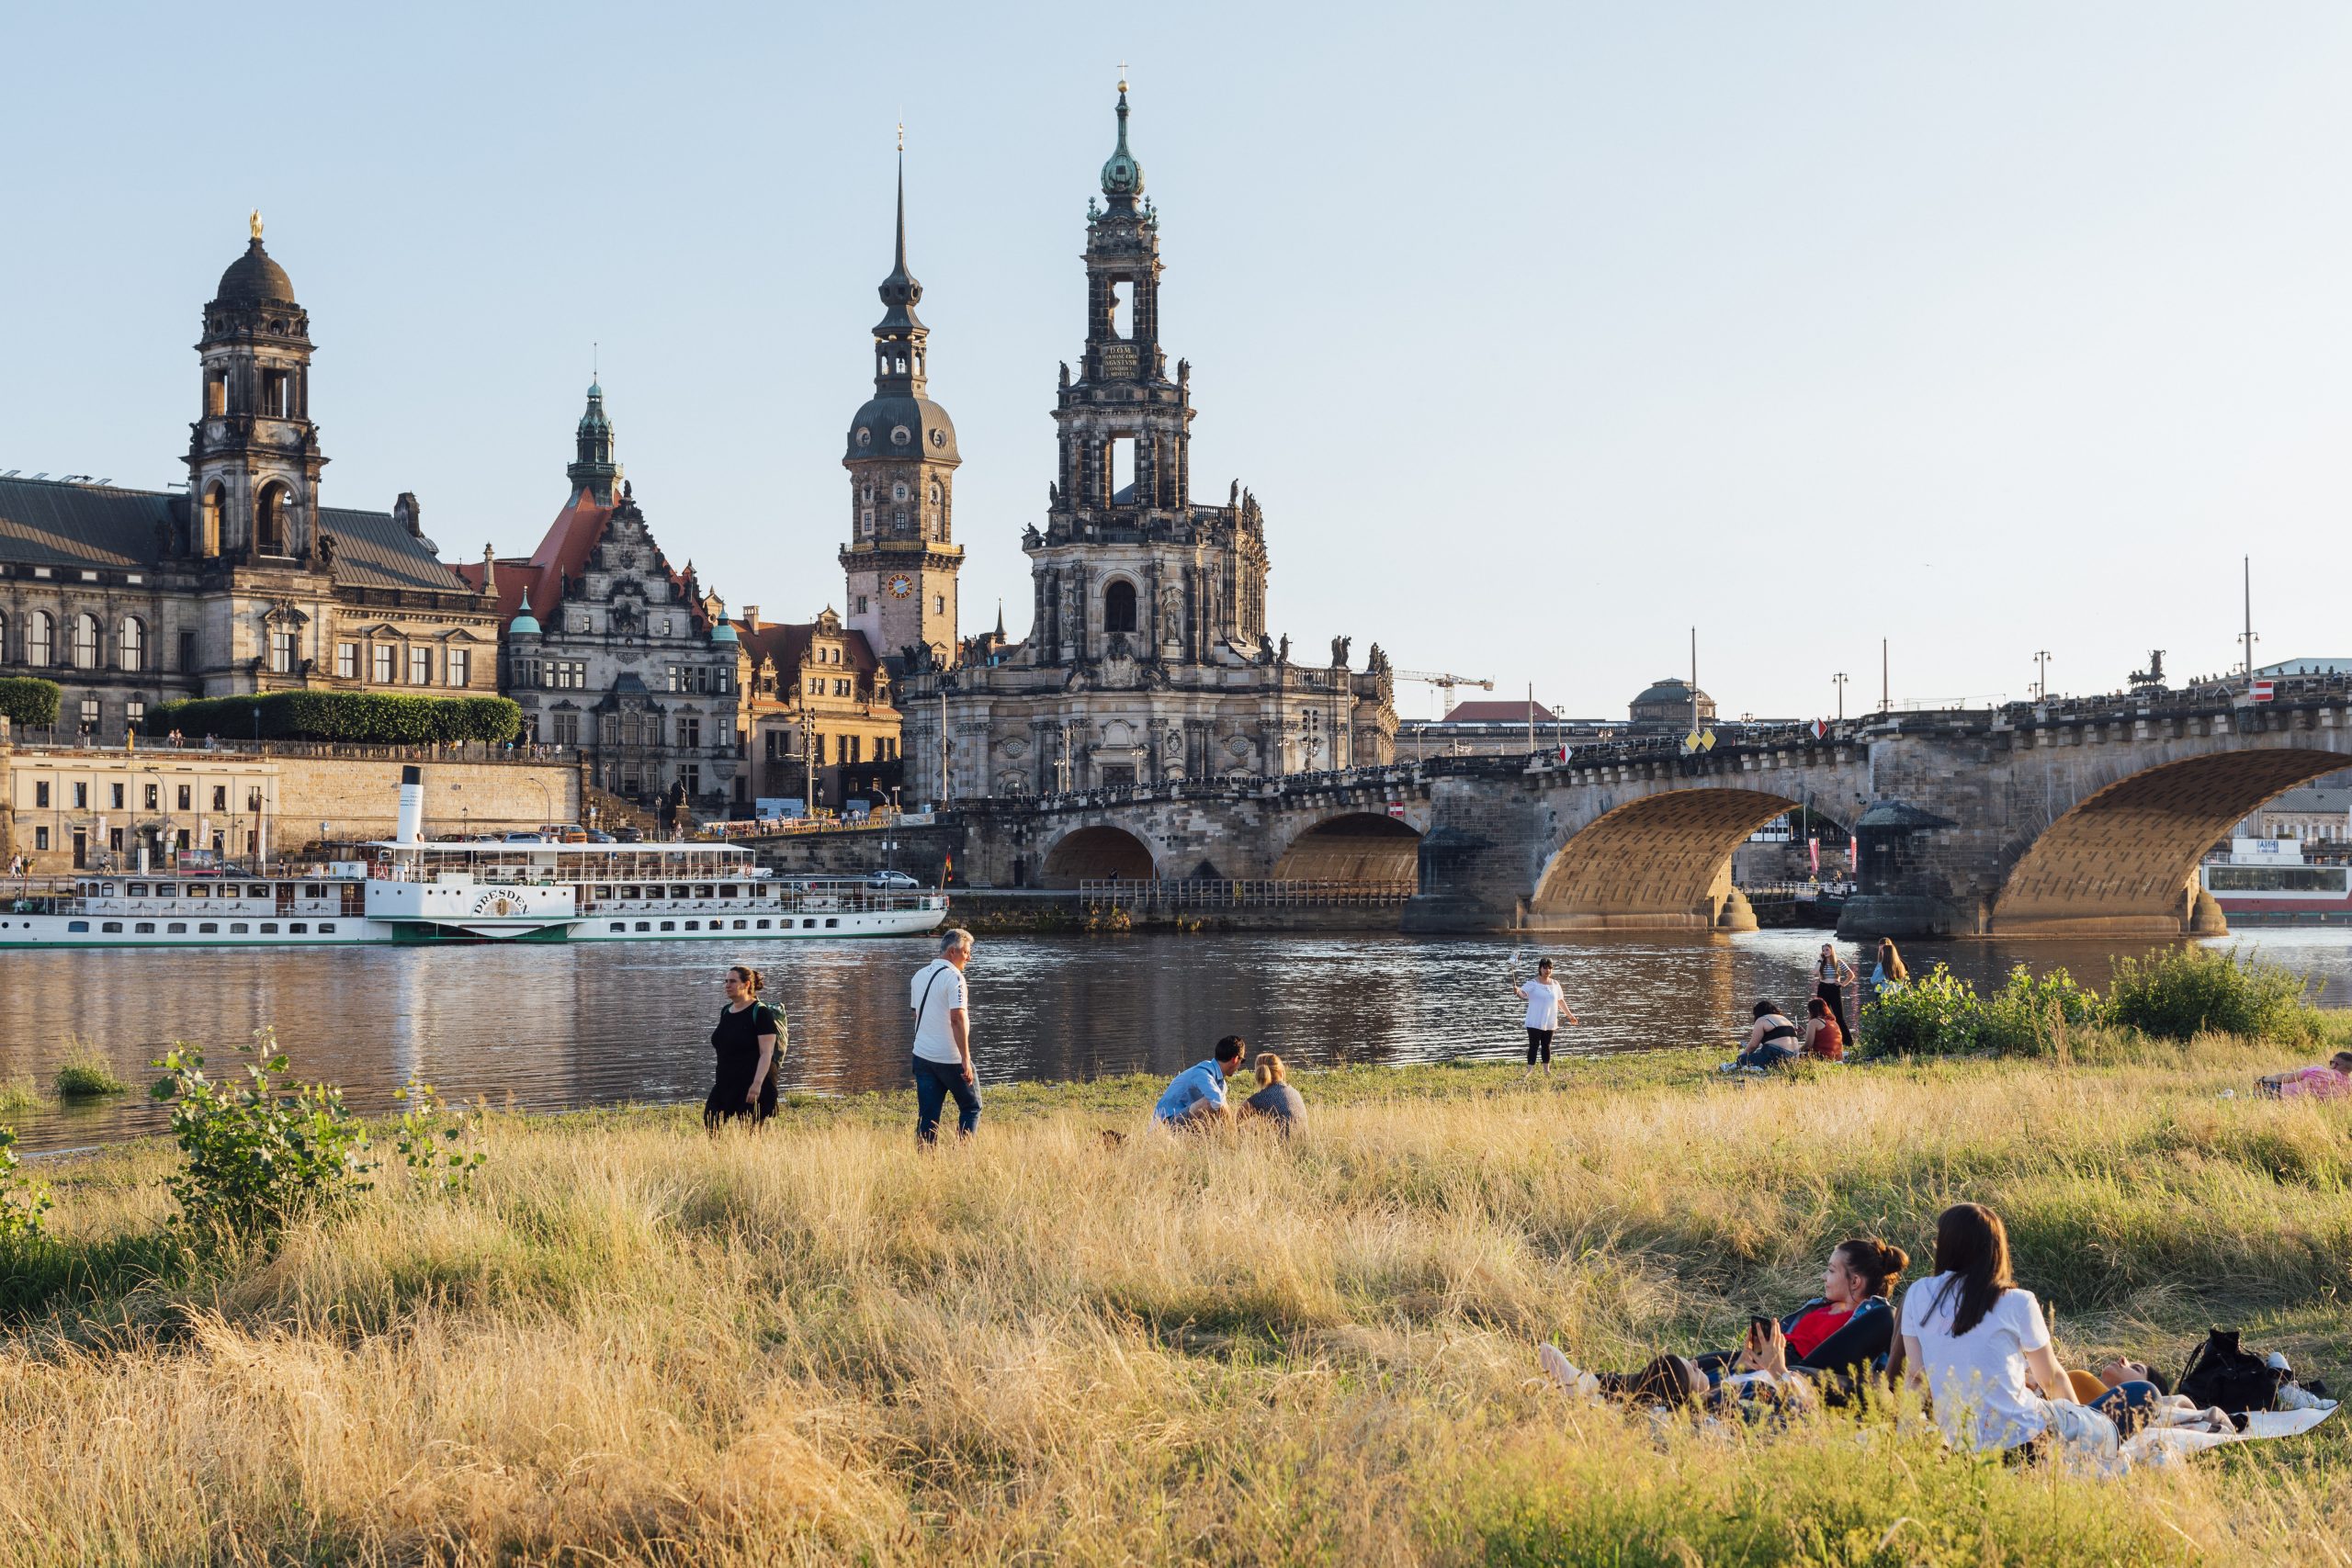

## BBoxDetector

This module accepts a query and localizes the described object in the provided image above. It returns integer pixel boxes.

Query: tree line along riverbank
[2,1034,2348,1565]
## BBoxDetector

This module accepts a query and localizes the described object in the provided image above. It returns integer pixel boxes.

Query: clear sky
[6,3,2346,723]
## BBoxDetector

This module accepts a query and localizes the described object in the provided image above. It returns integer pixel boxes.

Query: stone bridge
[950,682,2352,939]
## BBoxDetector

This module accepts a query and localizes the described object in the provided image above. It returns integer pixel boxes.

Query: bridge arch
[1990,748,2348,935]
[1532,787,1802,931]
[1271,811,1422,886]
[1041,823,1158,887]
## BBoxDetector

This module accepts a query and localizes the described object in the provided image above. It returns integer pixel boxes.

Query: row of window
[29,780,249,813]
[606,918,841,933]
[325,640,470,686]
[761,731,894,764]
[0,611,147,671]
[64,920,338,936]
[665,664,729,694]
[856,510,949,542]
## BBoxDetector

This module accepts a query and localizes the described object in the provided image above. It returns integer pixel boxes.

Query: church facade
[0,220,501,741]
[894,83,1396,801]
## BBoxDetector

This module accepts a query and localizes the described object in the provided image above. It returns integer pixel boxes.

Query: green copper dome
[508,589,542,637]
[1100,79,1143,200]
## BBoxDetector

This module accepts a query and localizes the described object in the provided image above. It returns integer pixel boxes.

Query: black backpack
[2176,1329,2285,1414]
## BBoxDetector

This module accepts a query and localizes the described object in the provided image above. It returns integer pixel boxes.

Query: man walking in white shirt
[910,927,978,1144]
[1510,958,1578,1077]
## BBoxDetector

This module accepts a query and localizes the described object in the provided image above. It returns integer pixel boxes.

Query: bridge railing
[1738,879,1857,901]
[1078,877,1418,909]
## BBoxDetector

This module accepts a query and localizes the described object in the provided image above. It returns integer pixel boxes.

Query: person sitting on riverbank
[2256,1051,2352,1100]
[1541,1236,1910,1408]
[1238,1053,1306,1135]
[1725,999,1803,1070]
[1543,1319,1818,1419]
[1799,997,1846,1061]
[1900,1201,2165,1455]
[1154,1036,1247,1130]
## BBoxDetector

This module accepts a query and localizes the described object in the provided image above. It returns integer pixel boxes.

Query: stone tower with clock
[840,147,963,671]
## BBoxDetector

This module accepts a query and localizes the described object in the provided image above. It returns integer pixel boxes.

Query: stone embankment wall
[275,756,583,843]
[747,821,966,886]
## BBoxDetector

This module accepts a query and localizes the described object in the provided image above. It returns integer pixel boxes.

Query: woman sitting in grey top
[1239,1053,1306,1134]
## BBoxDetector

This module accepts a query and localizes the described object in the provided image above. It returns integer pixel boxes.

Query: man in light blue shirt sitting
[1154,1035,1248,1129]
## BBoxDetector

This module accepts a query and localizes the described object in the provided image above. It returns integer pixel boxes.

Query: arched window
[71,613,101,670]
[1103,581,1137,635]
[119,616,145,672]
[255,483,289,557]
[200,484,224,558]
[27,611,52,666]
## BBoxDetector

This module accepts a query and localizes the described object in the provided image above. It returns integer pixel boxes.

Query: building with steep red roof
[454,387,741,807]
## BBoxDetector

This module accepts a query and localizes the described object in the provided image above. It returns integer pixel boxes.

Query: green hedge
[0,678,62,730]
[147,691,522,746]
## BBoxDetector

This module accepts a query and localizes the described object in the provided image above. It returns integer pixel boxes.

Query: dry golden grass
[3,1042,2348,1565]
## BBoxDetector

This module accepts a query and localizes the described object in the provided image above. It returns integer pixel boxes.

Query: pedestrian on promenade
[1510,957,1578,1077]
[705,964,785,1131]
[910,927,979,1144]
[1155,1035,1247,1130]
[1812,942,1857,1042]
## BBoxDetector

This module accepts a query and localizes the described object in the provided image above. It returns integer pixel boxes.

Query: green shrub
[0,676,62,729]
[2106,946,2323,1044]
[390,1078,487,1196]
[146,690,521,746]
[1854,964,1986,1056]
[0,1079,36,1115]
[149,1031,373,1238]
[53,1044,129,1099]
[0,1126,51,1239]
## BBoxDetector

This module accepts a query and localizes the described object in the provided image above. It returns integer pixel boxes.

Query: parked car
[502,831,547,843]
[547,824,590,843]
[584,829,616,843]
[866,870,921,888]
[611,825,646,843]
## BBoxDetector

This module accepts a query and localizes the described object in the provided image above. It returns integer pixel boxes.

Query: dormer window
[890,425,910,446]
[855,427,872,448]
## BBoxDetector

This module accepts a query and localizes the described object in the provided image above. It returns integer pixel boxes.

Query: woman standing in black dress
[706,964,786,1130]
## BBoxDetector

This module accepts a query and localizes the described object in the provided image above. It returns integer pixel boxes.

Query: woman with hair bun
[1542,1235,1911,1405]
[706,963,786,1130]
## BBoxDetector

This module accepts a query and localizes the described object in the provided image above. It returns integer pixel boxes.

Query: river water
[7,929,2349,1153]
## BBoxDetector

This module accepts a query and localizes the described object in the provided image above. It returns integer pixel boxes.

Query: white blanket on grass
[2122,1404,2336,1467]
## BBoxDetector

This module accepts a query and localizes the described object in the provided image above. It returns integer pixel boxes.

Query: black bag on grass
[2176,1329,2285,1415]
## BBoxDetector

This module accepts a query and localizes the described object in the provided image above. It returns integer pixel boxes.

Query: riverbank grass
[3,1043,2349,1565]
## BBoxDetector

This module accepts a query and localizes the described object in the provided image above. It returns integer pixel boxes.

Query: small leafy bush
[53,1044,129,1099]
[1975,964,2105,1057]
[392,1078,487,1196]
[0,1126,52,1239]
[2106,947,2322,1045]
[150,1031,373,1238]
[0,1079,36,1115]
[1855,964,1986,1056]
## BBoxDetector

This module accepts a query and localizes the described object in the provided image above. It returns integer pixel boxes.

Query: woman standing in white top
[1509,957,1578,1077]
[1900,1202,2158,1454]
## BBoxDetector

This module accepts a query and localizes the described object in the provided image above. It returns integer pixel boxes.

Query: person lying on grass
[1543,1318,1818,1419]
[1542,1236,1911,1406]
[1899,1201,2165,1456]
[2256,1050,2352,1100]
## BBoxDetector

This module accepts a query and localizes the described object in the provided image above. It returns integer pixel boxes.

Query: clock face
[887,575,914,598]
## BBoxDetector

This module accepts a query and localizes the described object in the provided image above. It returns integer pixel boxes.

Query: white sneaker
[1539,1343,1600,1400]
[2277,1382,2326,1411]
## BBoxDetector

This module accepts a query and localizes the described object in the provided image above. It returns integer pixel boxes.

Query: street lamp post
[1832,671,1849,721]
[2031,650,2053,704]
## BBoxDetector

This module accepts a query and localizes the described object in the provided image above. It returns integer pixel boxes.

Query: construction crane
[1395,671,1495,759]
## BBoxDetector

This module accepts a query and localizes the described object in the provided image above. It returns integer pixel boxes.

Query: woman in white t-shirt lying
[1900,1202,2161,1455]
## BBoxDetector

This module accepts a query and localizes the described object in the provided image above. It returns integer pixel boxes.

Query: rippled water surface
[7,927,2349,1151]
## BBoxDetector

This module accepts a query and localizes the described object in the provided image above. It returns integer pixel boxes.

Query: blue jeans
[912,1054,980,1143]
[2087,1379,2162,1438]
[1737,1043,1798,1069]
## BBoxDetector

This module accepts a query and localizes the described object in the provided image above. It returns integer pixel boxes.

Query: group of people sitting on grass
[1540,1201,2325,1458]
[1151,1035,1306,1134]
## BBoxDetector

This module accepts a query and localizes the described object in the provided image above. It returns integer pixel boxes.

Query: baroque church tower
[186,213,328,563]
[840,139,963,670]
